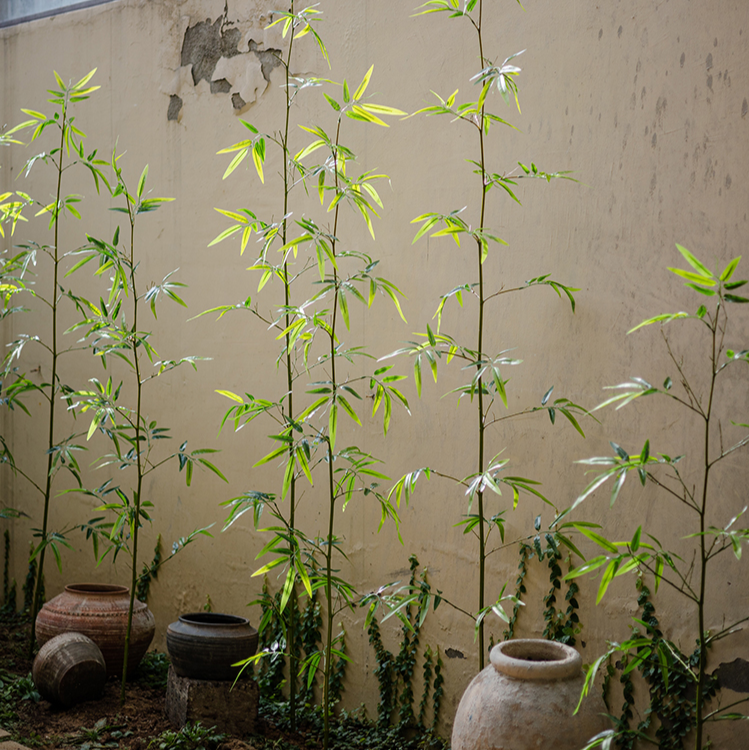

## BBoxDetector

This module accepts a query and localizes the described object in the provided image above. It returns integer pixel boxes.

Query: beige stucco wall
[2,0,748,742]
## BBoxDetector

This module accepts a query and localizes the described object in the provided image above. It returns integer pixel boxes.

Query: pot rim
[64,583,129,596]
[177,612,250,627]
[490,638,582,681]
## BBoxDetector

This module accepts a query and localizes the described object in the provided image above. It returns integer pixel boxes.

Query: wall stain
[742,98,748,118]
[445,648,465,660]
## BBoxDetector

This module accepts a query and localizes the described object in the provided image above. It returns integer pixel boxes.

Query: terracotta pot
[32,632,107,707]
[166,612,259,681]
[35,583,155,677]
[452,639,610,750]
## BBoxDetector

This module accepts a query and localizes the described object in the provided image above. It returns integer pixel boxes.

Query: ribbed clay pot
[35,583,155,677]
[166,612,259,681]
[451,639,609,750]
[32,632,107,707]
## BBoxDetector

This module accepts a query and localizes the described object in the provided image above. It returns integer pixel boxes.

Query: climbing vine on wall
[365,555,445,745]
[503,523,581,645]
[601,577,720,750]
[253,580,346,710]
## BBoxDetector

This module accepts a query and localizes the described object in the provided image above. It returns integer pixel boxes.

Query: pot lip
[176,612,251,627]
[490,638,582,681]
[64,583,129,596]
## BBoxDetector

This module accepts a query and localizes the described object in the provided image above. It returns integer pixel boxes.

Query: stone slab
[0,742,32,750]
[165,667,258,736]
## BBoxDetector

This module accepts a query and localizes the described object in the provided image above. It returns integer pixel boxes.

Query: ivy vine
[1,530,16,615]
[603,577,720,749]
[504,527,581,645]
[253,581,346,712]
[366,554,445,745]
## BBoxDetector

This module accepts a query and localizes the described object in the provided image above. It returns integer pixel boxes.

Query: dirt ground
[0,618,277,750]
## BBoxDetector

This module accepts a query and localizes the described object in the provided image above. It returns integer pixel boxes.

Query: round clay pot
[166,612,259,681]
[451,639,610,750]
[32,632,107,707]
[35,583,155,677]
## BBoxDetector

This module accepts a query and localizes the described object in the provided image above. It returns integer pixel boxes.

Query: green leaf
[324,93,341,111]
[719,256,741,282]
[596,560,618,603]
[576,526,619,554]
[329,403,338,450]
[137,164,149,199]
[282,454,294,500]
[631,525,642,552]
[675,243,713,278]
[338,395,362,425]
[685,283,716,296]
[353,64,374,100]
[668,267,716,286]
[222,148,248,180]
[252,143,265,184]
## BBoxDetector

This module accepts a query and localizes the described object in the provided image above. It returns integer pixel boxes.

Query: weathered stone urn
[35,583,155,677]
[451,639,610,750]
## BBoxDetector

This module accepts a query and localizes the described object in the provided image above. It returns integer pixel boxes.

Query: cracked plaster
[167,5,281,118]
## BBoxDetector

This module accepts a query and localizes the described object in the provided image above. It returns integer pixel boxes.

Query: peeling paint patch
[167,4,282,120]
[181,16,242,85]
[210,78,232,94]
[445,648,465,660]
[249,40,281,82]
[167,94,183,121]
[714,658,749,693]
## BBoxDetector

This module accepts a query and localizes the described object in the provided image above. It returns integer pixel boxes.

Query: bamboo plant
[68,152,222,702]
[385,0,585,669]
[561,245,749,750]
[205,4,327,729]
[0,70,110,654]
[208,6,407,746]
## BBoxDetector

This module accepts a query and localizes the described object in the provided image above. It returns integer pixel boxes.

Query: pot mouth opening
[178,612,248,626]
[500,640,569,662]
[65,583,129,595]
[491,639,581,681]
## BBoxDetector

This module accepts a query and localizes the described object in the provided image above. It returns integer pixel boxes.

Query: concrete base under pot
[165,667,259,735]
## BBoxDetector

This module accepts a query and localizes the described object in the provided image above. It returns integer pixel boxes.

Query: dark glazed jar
[35,583,155,677]
[32,632,107,706]
[166,612,259,681]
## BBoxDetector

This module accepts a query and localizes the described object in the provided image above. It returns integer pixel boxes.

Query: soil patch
[0,618,274,749]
